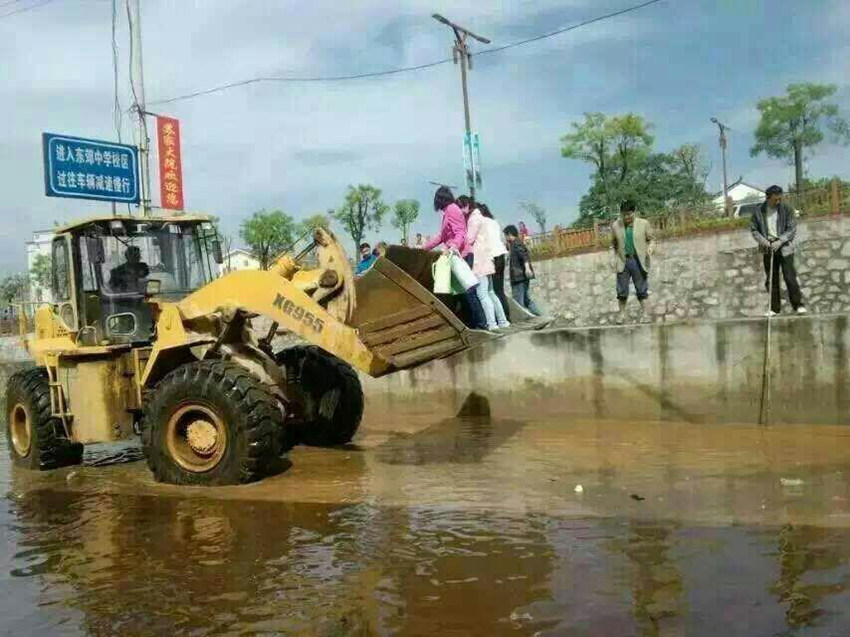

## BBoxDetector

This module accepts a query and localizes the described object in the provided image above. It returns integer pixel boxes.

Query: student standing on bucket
[424,187,487,329]
[503,224,542,316]
[467,201,510,330]
[750,185,807,316]
[480,203,512,321]
[611,199,655,324]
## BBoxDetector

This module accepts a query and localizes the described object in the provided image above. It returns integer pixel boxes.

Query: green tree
[297,214,331,237]
[0,273,28,305]
[575,152,711,226]
[330,184,389,249]
[239,209,296,270]
[560,112,611,176]
[519,201,548,233]
[391,199,420,244]
[751,83,850,192]
[29,254,52,291]
[608,114,654,183]
[788,175,850,192]
[561,112,654,221]
[671,143,711,203]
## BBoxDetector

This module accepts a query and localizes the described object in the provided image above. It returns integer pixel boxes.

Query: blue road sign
[42,133,140,204]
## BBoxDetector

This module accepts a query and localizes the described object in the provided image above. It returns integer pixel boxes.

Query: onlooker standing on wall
[611,199,655,324]
[414,233,425,249]
[504,224,542,316]
[750,185,806,316]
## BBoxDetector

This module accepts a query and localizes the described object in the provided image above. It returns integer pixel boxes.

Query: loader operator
[109,246,150,293]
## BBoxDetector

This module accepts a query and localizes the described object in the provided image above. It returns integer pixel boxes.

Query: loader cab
[52,216,222,346]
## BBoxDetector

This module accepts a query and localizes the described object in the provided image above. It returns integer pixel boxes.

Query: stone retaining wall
[531,216,850,327]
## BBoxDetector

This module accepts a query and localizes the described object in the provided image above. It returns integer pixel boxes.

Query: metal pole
[759,248,775,425]
[433,14,489,201]
[712,118,730,217]
[457,37,474,200]
[720,128,729,217]
[129,0,151,217]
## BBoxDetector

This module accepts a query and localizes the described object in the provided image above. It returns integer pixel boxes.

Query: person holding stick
[750,185,807,316]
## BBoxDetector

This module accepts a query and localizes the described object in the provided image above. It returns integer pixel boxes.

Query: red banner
[156,116,184,210]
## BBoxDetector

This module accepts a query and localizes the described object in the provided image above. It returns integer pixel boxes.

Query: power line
[149,0,664,106]
[476,0,662,57]
[150,58,454,106]
[0,0,58,19]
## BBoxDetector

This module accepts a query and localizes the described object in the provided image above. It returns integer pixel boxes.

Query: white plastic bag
[432,254,452,294]
[449,253,477,292]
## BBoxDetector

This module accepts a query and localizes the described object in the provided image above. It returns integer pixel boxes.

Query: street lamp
[432,13,490,200]
[711,117,730,217]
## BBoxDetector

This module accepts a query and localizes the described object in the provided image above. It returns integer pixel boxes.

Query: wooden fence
[527,181,847,261]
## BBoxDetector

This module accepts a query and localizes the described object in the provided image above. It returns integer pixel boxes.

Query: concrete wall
[531,215,850,327]
[361,314,850,427]
[2,315,846,427]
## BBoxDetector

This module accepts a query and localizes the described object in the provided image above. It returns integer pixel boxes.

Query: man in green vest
[611,199,655,324]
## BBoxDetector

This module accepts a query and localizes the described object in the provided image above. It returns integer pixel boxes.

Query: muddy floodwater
[4,406,850,635]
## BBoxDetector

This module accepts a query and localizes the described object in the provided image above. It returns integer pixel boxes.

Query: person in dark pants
[424,187,487,330]
[750,185,806,316]
[504,224,542,316]
[610,200,655,324]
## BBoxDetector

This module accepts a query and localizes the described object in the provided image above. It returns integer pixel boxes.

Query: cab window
[51,238,71,302]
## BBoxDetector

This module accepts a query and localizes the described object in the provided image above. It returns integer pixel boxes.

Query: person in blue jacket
[355,242,377,277]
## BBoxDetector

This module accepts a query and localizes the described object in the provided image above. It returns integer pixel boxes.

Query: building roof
[712,177,765,199]
[224,248,255,259]
[53,213,214,234]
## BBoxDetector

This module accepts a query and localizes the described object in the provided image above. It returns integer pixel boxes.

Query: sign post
[42,133,140,204]
[472,132,482,192]
[462,132,474,193]
[156,116,185,211]
[462,132,482,195]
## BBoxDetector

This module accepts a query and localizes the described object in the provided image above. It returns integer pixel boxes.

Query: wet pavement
[4,404,850,635]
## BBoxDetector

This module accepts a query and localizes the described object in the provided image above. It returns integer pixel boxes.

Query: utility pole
[432,14,490,201]
[711,117,730,217]
[129,0,151,217]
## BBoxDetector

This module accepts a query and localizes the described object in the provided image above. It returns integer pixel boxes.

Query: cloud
[1,0,849,269]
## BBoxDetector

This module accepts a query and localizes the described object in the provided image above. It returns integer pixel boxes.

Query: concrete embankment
[361,314,850,426]
[1,313,846,426]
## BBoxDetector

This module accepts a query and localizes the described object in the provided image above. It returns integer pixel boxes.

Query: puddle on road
[4,412,850,635]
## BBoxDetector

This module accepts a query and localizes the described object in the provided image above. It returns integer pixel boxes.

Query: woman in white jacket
[480,204,511,321]
[467,202,510,330]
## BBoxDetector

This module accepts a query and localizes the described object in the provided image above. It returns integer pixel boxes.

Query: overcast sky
[1,0,848,270]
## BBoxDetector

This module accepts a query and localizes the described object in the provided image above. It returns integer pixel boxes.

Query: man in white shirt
[750,185,806,316]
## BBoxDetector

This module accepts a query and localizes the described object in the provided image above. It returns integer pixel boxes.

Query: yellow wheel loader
[6,214,487,485]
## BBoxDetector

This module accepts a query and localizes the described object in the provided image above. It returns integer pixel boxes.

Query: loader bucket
[352,246,486,371]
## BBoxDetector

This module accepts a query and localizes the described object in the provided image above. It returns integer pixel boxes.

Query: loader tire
[276,346,364,447]
[5,367,83,470]
[141,361,284,486]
